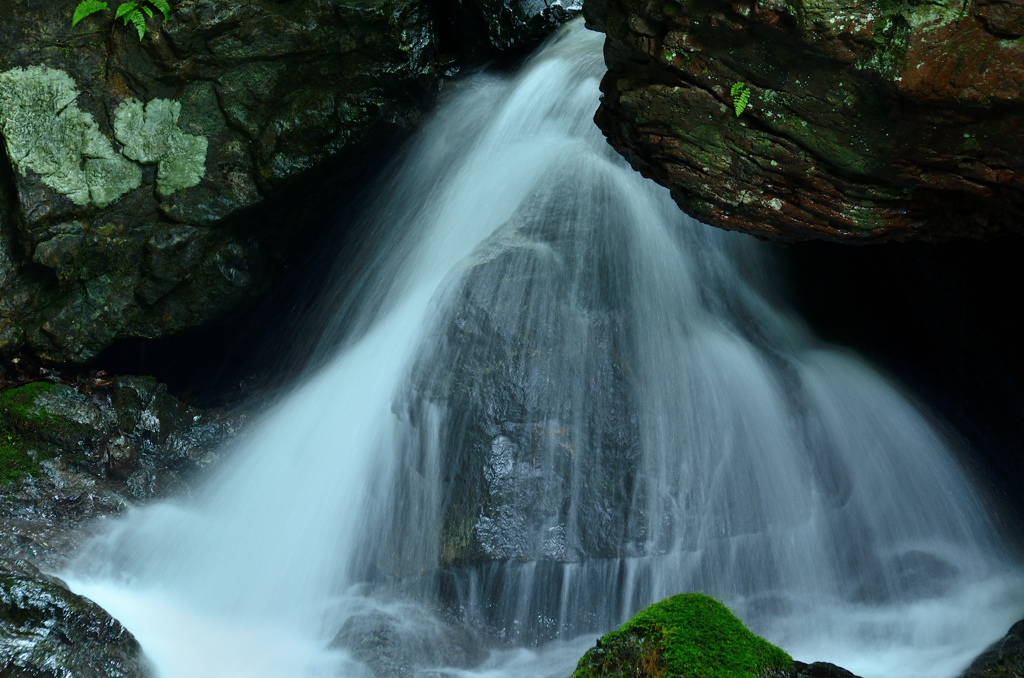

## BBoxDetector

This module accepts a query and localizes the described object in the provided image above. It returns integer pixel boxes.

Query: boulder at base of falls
[0,558,152,678]
[0,376,241,568]
[330,606,487,678]
[960,618,1024,678]
[584,0,1024,243]
[570,593,862,678]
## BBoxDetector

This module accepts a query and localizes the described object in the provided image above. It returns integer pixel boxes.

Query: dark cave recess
[783,234,1024,537]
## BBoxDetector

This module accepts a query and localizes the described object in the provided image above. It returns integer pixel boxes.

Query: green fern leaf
[114,1,138,19]
[148,0,171,20]
[143,5,153,17]
[128,7,146,39]
[732,82,751,117]
[72,0,109,26]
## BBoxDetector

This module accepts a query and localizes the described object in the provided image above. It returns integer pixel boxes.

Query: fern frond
[72,0,109,26]
[127,7,146,39]
[732,82,751,117]
[148,0,171,20]
[115,1,138,19]
[143,5,153,17]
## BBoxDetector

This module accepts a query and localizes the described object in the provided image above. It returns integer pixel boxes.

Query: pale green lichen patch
[114,98,208,196]
[0,66,142,208]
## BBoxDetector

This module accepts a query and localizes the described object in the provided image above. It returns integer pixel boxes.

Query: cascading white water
[65,19,1024,678]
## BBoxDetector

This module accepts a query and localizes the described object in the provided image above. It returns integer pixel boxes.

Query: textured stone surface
[446,0,581,60]
[113,98,208,196]
[377,197,642,574]
[960,619,1024,678]
[0,0,445,363]
[0,377,242,569]
[0,66,142,209]
[0,558,152,678]
[330,607,486,678]
[586,0,1024,242]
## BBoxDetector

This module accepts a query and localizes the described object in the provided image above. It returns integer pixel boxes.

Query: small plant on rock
[72,0,171,40]
[731,82,752,117]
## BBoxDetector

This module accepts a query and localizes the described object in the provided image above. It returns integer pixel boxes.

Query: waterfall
[65,19,1024,678]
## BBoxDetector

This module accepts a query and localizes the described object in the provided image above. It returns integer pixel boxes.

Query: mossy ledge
[572,593,793,678]
[0,381,62,484]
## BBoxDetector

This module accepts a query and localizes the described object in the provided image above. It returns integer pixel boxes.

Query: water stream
[66,20,1024,678]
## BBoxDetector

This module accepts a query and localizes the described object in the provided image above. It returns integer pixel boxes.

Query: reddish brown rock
[586,0,1024,242]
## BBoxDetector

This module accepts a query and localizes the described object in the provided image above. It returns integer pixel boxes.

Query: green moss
[0,433,38,483]
[856,14,911,81]
[0,381,95,452]
[0,382,64,483]
[439,501,478,566]
[572,593,793,678]
[0,381,61,428]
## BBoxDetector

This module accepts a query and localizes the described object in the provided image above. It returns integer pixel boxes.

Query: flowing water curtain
[61,19,1024,678]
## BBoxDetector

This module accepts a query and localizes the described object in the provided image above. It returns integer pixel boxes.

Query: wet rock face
[380,196,644,573]
[0,558,152,678]
[0,378,241,568]
[331,606,486,678]
[446,0,581,60]
[586,0,1024,242]
[0,0,445,363]
[960,619,1024,678]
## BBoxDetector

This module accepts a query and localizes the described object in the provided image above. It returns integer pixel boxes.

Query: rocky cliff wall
[586,0,1024,242]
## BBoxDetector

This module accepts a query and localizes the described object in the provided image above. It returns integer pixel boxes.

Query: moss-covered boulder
[572,593,794,678]
[586,0,1024,242]
[0,557,152,677]
[0,378,240,567]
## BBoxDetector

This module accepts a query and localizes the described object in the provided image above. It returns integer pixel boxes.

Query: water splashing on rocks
[65,19,1024,678]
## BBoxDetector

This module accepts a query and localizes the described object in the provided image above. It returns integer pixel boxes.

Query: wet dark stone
[794,661,863,678]
[0,377,242,568]
[444,0,580,61]
[0,558,152,677]
[960,619,1024,678]
[330,607,486,678]
[381,194,644,573]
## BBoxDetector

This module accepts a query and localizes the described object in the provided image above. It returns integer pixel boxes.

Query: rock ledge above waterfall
[585,0,1024,243]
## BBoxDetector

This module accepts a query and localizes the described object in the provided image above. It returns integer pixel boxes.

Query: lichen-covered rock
[0,557,152,678]
[0,378,241,568]
[571,593,795,678]
[960,618,1024,678]
[113,98,208,196]
[0,0,447,363]
[586,0,1024,242]
[0,66,142,209]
